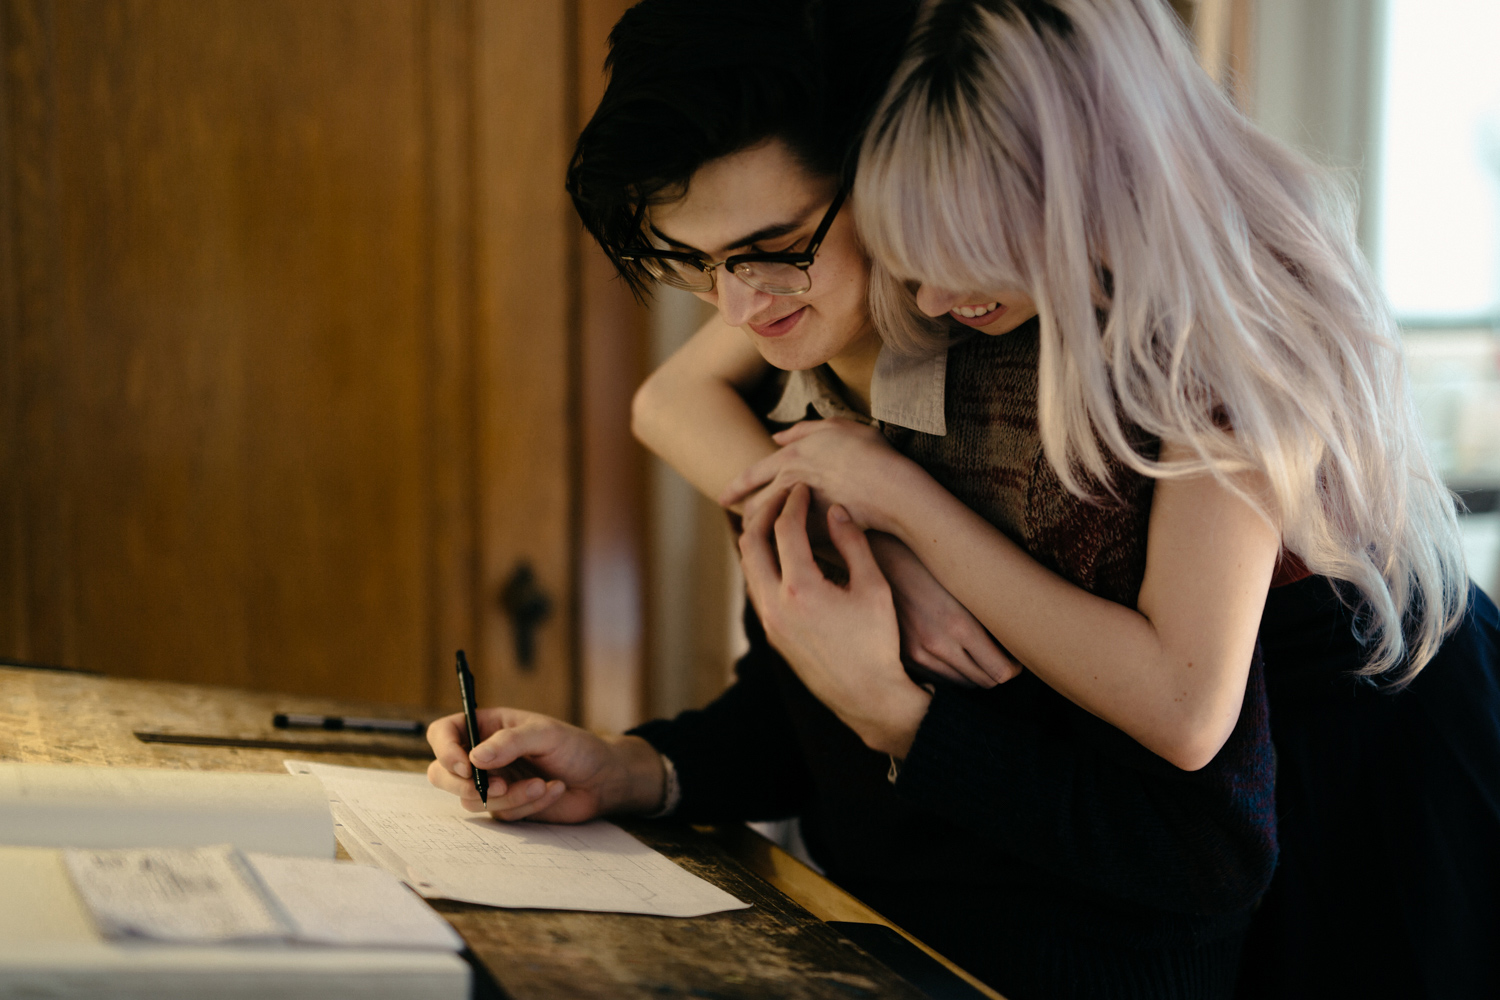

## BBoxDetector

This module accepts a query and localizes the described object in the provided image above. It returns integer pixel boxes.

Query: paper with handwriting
[285,760,747,919]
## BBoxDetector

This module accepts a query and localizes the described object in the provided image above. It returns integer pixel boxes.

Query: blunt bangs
[857,61,1032,301]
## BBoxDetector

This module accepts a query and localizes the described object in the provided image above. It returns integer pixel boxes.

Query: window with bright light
[1377,0,1500,590]
[1377,0,1500,324]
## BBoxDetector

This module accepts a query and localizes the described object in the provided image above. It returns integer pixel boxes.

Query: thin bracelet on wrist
[643,752,681,819]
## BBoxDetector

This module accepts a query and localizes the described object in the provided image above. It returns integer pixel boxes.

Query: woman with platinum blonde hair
[640,0,1500,996]
[842,1,1500,995]
[860,0,1464,683]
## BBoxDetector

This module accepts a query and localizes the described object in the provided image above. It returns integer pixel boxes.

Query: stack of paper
[0,763,470,1000]
[0,762,334,857]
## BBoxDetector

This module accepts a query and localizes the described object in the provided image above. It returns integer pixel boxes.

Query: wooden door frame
[574,0,651,734]
[467,0,650,729]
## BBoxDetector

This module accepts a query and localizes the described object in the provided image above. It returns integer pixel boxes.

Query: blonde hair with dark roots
[856,0,1467,683]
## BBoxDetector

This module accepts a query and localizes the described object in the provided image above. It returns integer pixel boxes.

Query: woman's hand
[868,532,1022,688]
[426,707,665,823]
[739,482,932,757]
[720,419,925,534]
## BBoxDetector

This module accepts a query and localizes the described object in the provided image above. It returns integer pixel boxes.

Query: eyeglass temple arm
[802,187,849,259]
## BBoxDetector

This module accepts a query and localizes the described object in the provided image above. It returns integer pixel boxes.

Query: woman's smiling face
[647,139,877,372]
[913,284,1039,336]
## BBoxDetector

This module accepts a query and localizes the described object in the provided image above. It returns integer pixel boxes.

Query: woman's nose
[914,284,962,317]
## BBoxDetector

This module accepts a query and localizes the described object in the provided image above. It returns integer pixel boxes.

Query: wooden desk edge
[702,823,1007,1000]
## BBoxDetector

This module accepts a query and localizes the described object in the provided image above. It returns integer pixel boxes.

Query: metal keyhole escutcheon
[501,562,552,670]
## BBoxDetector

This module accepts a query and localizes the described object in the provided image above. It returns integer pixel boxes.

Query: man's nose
[715,270,773,328]
[914,284,962,318]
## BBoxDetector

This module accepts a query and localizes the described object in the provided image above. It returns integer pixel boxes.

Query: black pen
[273,713,425,736]
[455,650,489,805]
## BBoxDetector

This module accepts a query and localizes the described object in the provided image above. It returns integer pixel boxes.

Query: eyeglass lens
[641,257,811,296]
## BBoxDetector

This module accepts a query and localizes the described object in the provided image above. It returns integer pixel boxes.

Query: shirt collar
[766,345,948,435]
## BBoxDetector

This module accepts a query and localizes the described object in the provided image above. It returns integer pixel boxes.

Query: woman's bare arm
[631,313,777,504]
[898,449,1277,769]
[726,423,1281,770]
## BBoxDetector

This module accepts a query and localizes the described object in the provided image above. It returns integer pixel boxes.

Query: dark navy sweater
[635,601,1276,1000]
[1239,575,1500,999]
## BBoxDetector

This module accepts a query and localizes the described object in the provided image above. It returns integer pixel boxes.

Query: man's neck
[822,328,882,417]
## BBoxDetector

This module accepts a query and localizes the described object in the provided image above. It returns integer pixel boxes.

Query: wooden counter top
[0,665,1001,1000]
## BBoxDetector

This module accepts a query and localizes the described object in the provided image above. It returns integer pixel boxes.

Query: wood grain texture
[0,0,435,700]
[2,0,74,669]
[0,3,22,658]
[77,2,430,699]
[422,0,481,710]
[0,0,609,715]
[0,664,434,771]
[471,0,576,721]
[574,0,652,734]
[1,664,965,1000]
[577,239,649,733]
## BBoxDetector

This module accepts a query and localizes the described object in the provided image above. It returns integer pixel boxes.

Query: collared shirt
[766,345,949,435]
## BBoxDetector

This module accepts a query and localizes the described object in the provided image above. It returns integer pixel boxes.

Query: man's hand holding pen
[425,706,668,823]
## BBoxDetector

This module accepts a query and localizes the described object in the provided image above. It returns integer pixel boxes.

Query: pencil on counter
[273,713,426,736]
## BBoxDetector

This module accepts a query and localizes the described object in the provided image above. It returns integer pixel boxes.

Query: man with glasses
[427,0,925,833]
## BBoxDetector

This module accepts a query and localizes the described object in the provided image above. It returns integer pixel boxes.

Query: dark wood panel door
[0,0,616,717]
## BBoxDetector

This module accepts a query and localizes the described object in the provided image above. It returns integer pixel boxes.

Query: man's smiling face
[647,139,876,372]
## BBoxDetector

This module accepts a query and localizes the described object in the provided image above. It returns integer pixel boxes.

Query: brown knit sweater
[886,321,1155,607]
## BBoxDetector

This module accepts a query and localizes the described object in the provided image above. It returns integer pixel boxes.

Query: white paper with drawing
[285,761,748,918]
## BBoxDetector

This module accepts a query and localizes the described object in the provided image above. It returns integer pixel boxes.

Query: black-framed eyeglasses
[619,188,848,296]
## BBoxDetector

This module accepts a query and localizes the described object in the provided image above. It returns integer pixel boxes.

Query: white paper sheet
[285,760,748,918]
[0,763,333,859]
[245,854,464,951]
